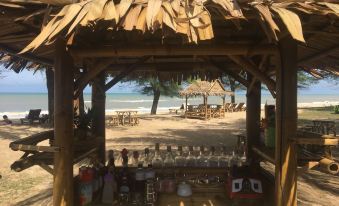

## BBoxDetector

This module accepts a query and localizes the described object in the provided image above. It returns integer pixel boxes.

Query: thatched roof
[0,0,338,80]
[179,79,233,97]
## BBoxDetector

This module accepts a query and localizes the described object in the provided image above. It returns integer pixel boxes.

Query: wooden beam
[74,58,114,98]
[205,58,250,87]
[92,72,106,164]
[275,36,298,206]
[105,56,150,92]
[0,44,52,66]
[247,55,268,95]
[246,74,261,164]
[53,38,74,206]
[70,44,278,58]
[298,45,339,65]
[228,55,276,97]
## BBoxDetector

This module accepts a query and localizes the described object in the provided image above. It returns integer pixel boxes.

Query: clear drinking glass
[218,146,230,168]
[197,146,208,167]
[152,143,163,168]
[185,146,196,167]
[208,146,219,167]
[175,145,186,167]
[164,145,175,167]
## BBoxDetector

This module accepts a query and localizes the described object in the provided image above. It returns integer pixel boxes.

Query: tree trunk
[230,77,236,103]
[151,89,161,115]
[46,68,54,125]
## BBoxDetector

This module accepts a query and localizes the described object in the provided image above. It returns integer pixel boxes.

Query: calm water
[0,93,338,118]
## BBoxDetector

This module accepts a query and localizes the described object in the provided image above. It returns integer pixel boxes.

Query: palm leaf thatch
[179,79,233,97]
[16,0,339,53]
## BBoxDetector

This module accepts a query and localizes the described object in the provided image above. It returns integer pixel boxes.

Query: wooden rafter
[104,56,150,92]
[70,44,278,58]
[228,55,276,97]
[203,58,250,88]
[299,45,339,65]
[74,58,115,98]
[0,44,52,66]
[247,55,269,95]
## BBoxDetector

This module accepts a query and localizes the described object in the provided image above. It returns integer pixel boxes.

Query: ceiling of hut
[0,0,338,82]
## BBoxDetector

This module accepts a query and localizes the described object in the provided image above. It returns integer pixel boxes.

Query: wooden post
[92,72,106,164]
[53,38,74,206]
[205,96,208,120]
[275,36,298,206]
[185,95,188,112]
[46,68,54,125]
[246,74,261,163]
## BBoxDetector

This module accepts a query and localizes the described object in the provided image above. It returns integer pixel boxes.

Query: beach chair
[233,102,245,112]
[20,109,42,124]
[227,103,237,112]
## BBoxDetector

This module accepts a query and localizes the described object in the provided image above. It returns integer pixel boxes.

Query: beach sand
[0,111,338,205]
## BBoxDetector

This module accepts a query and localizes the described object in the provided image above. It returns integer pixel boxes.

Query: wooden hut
[179,79,234,119]
[0,0,339,205]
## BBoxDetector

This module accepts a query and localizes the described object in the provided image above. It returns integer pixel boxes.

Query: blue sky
[0,68,338,94]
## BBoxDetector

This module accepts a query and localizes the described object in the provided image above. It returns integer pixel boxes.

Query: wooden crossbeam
[74,58,115,98]
[105,56,150,92]
[0,44,52,66]
[228,55,276,97]
[247,55,269,95]
[298,45,339,65]
[70,44,278,58]
[204,58,250,87]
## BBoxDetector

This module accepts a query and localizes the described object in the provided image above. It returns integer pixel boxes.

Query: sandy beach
[0,110,338,205]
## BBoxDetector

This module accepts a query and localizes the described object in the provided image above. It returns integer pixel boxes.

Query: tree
[134,77,181,115]
[220,75,246,103]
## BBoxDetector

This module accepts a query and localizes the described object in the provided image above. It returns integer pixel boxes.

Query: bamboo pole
[53,38,74,206]
[92,72,106,164]
[70,44,278,58]
[275,36,298,206]
[246,74,261,164]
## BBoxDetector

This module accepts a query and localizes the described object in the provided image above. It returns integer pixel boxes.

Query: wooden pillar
[53,38,74,206]
[46,68,54,125]
[246,74,261,163]
[185,95,188,111]
[205,96,208,120]
[92,72,106,164]
[275,36,298,206]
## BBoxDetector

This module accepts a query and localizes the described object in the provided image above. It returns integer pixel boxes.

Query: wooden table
[116,110,138,126]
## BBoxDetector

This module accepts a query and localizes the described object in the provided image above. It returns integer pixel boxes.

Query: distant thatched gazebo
[179,79,234,119]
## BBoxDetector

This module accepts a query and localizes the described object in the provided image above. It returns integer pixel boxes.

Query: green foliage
[74,108,93,130]
[134,77,181,97]
[297,71,319,88]
[334,105,339,114]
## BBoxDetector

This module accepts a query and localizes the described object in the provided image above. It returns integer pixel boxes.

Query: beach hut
[179,79,234,119]
[1,0,339,205]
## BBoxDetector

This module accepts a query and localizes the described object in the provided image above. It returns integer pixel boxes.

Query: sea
[0,93,338,119]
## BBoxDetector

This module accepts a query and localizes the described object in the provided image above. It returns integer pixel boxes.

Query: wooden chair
[233,102,245,112]
[227,103,237,112]
[108,116,119,126]
[20,109,42,124]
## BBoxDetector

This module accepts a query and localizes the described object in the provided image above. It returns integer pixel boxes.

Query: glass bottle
[121,148,129,168]
[164,145,175,167]
[151,143,163,168]
[230,150,238,167]
[218,146,230,168]
[132,151,140,167]
[133,163,145,205]
[141,148,152,167]
[197,146,208,167]
[238,151,247,167]
[208,146,219,167]
[175,145,186,167]
[185,146,196,167]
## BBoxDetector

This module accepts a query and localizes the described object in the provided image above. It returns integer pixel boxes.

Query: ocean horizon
[0,92,338,118]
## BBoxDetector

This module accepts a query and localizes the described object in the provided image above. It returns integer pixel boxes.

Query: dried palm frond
[16,0,339,53]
